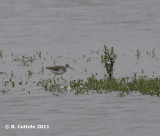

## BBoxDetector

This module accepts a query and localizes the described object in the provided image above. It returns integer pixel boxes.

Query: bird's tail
[46,67,50,69]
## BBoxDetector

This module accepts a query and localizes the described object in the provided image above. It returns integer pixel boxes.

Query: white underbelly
[49,69,65,75]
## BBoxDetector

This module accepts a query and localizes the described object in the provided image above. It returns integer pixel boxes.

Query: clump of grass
[152,48,156,58]
[37,79,68,95]
[136,48,140,59]
[146,48,156,58]
[12,81,15,87]
[69,74,160,96]
[141,69,144,74]
[3,80,10,86]
[38,51,42,59]
[84,68,87,73]
[87,57,91,62]
[36,73,160,97]
[96,49,100,54]
[90,49,95,54]
[39,66,44,74]
[1,89,10,94]
[28,70,33,76]
[41,66,44,73]
[101,45,117,79]
[11,71,14,77]
[53,60,56,65]
[1,89,7,94]
[13,55,37,66]
[0,50,2,58]
[19,81,23,85]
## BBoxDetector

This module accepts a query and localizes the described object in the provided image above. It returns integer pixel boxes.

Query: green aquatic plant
[41,66,44,73]
[152,48,156,58]
[0,50,2,58]
[28,70,33,76]
[3,80,10,86]
[37,78,68,95]
[141,69,144,74]
[146,48,156,58]
[39,66,44,74]
[53,60,56,65]
[38,51,42,59]
[11,71,14,77]
[90,49,95,54]
[1,90,7,94]
[136,48,140,59]
[69,74,160,96]
[101,45,117,79]
[1,89,10,94]
[19,81,23,85]
[13,55,37,66]
[96,49,100,54]
[87,57,91,62]
[84,68,87,73]
[12,81,15,87]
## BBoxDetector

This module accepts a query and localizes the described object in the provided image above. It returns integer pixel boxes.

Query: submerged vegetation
[1,47,160,97]
[36,73,160,96]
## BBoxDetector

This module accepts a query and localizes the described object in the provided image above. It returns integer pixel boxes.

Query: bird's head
[65,64,75,70]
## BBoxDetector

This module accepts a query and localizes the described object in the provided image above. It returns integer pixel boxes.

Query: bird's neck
[65,67,69,70]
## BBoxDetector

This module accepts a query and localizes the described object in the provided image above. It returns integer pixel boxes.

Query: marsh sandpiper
[46,64,75,80]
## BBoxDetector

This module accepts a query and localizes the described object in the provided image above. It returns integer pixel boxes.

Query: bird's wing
[46,66,62,71]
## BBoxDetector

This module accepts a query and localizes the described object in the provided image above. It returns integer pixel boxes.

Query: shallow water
[1,0,160,135]
[1,92,160,136]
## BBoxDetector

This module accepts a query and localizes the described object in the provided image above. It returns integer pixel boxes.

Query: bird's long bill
[69,67,75,70]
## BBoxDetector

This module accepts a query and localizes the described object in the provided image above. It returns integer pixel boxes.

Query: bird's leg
[61,75,67,82]
[53,75,56,83]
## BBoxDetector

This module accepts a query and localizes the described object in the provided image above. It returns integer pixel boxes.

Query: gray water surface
[1,0,160,136]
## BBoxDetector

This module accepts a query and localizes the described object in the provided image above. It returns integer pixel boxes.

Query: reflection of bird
[46,64,75,80]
